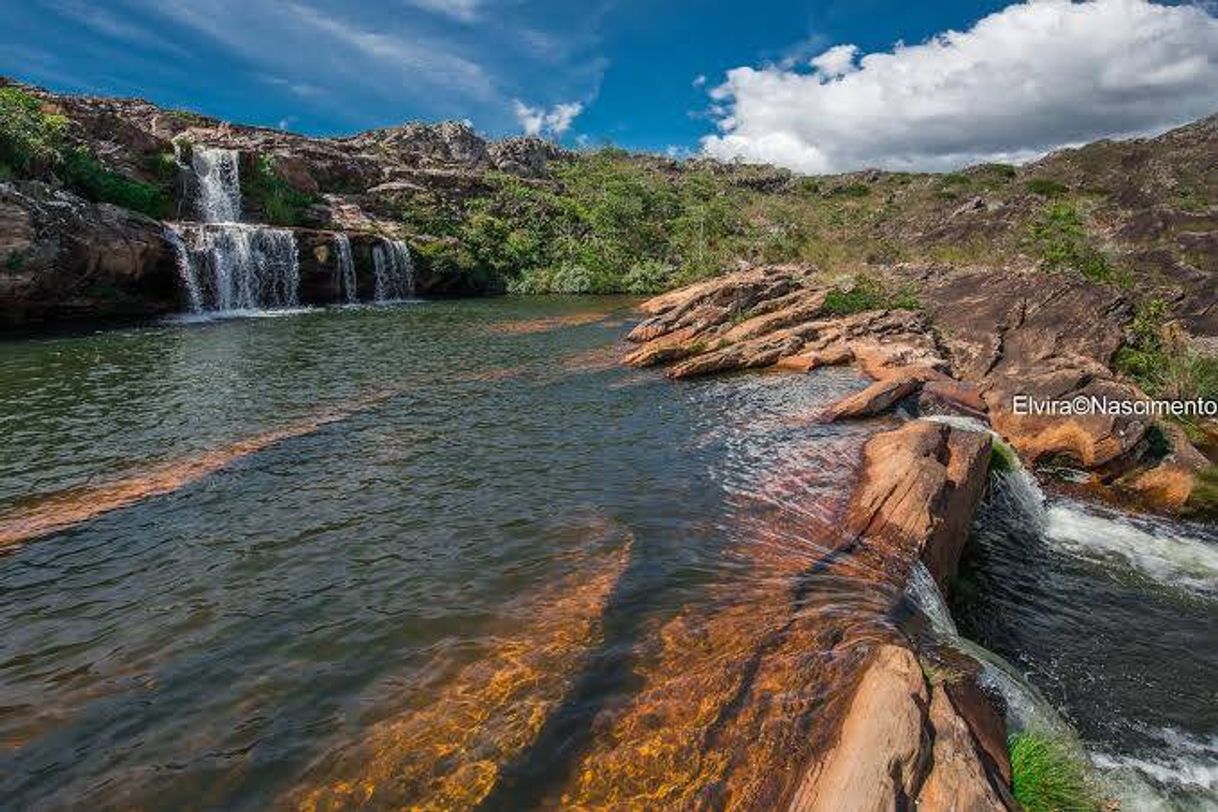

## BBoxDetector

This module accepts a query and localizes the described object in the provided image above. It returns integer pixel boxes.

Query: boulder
[917,685,1014,811]
[0,181,179,326]
[823,375,923,421]
[787,645,930,812]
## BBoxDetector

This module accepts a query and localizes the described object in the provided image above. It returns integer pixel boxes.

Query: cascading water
[166,146,302,314]
[165,226,203,313]
[942,446,1218,809]
[191,147,243,224]
[371,239,415,302]
[333,235,357,304]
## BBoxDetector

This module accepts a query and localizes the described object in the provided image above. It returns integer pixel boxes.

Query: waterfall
[371,239,415,302]
[333,234,357,304]
[165,146,302,313]
[167,225,300,311]
[904,561,1073,739]
[191,147,242,224]
[165,226,203,313]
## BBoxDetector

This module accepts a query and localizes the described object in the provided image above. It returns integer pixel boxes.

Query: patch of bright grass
[1008,733,1099,812]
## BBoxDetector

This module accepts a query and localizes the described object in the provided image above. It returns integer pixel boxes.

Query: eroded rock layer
[627,264,1213,509]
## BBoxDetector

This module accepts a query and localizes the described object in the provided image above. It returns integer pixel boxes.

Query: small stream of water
[955,469,1218,810]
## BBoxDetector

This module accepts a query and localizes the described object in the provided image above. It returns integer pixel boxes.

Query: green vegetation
[1115,298,1218,402]
[990,439,1020,474]
[445,151,750,293]
[1031,202,1126,285]
[1008,733,1099,812]
[979,162,1018,179]
[240,154,316,226]
[827,182,871,198]
[1185,465,1218,519]
[58,147,166,218]
[1025,177,1068,197]
[0,86,67,176]
[821,274,919,315]
[0,86,168,218]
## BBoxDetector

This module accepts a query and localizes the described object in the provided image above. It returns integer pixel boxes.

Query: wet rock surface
[619,266,1215,806]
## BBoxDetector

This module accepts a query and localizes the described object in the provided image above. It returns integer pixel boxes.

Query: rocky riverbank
[624,266,1218,808]
[626,264,1217,517]
[3,77,1217,333]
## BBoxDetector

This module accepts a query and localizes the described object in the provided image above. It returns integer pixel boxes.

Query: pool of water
[0,298,884,809]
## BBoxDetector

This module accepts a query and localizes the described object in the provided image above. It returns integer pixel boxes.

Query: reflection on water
[0,297,893,810]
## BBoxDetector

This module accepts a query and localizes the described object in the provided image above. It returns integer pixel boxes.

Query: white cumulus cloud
[702,0,1218,173]
[513,99,583,137]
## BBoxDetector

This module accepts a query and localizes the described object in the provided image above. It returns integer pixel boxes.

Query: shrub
[0,86,171,217]
[241,154,315,226]
[0,86,67,174]
[59,147,167,218]
[1031,203,1123,285]
[821,274,920,316]
[827,182,871,198]
[1008,733,1099,812]
[889,284,920,310]
[978,163,1018,179]
[1114,298,1218,401]
[623,258,674,294]
[1026,178,1068,197]
[549,263,598,294]
[823,276,886,315]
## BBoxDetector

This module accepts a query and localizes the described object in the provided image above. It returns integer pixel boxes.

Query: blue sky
[2,1,1217,171]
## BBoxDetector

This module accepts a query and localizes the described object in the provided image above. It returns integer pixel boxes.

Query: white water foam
[167,147,303,315]
[191,147,242,224]
[371,239,416,302]
[333,234,357,304]
[1045,503,1218,596]
[165,226,203,313]
[904,561,1073,739]
[1092,728,1218,810]
[166,223,300,312]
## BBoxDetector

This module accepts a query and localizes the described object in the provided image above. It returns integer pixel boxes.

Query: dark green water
[0,298,876,809]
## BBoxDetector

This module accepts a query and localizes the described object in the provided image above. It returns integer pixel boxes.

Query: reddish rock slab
[823,375,923,422]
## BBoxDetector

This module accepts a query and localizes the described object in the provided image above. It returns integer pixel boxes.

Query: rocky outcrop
[0,181,179,327]
[623,264,1211,505]
[622,265,1216,806]
[0,81,561,325]
[789,420,1010,810]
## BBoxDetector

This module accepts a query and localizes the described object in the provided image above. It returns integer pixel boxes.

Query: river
[0,298,880,809]
[2,298,1216,810]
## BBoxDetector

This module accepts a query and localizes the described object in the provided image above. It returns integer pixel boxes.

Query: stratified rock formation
[621,266,1217,806]
[626,264,1213,509]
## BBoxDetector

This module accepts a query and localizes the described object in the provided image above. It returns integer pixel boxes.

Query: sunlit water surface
[0,298,879,809]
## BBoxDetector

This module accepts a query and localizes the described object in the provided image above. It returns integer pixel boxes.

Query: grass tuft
[990,439,1020,474]
[1008,732,1099,812]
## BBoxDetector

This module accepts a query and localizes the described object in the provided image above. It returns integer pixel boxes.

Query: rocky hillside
[0,76,1216,334]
